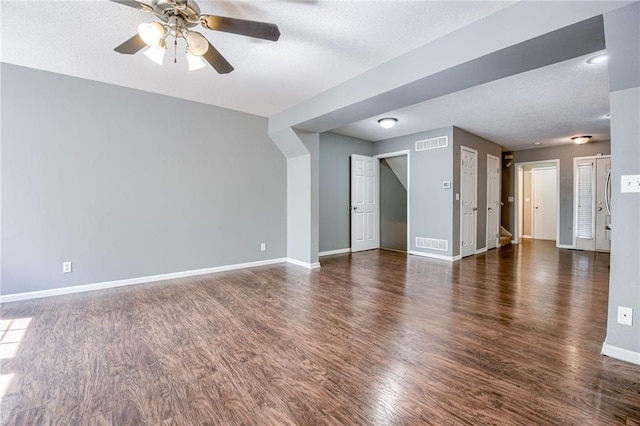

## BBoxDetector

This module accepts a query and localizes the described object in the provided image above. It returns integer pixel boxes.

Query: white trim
[374,149,410,160]
[319,248,350,257]
[375,149,411,253]
[286,258,321,269]
[409,250,461,262]
[380,247,407,254]
[602,342,640,366]
[513,159,560,245]
[556,244,574,249]
[475,247,487,255]
[0,258,288,303]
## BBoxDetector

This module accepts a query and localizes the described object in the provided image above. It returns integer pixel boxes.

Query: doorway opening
[376,150,409,252]
[349,151,410,253]
[514,160,560,244]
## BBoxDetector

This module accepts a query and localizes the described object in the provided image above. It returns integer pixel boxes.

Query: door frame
[375,149,410,252]
[513,159,560,246]
[460,146,478,257]
[486,154,501,249]
[572,154,611,250]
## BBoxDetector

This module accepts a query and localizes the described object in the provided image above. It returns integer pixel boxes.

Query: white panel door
[595,157,611,252]
[487,155,500,250]
[532,168,557,241]
[351,155,379,252]
[460,147,477,257]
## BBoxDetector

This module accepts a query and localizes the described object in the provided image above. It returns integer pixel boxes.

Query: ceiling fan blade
[114,34,147,55]
[201,15,281,42]
[109,0,153,12]
[202,42,234,74]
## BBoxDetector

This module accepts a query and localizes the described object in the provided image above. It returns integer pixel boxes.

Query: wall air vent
[415,136,448,152]
[416,237,448,251]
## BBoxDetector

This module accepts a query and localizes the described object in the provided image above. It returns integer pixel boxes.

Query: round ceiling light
[378,118,398,129]
[587,54,607,64]
[572,135,592,145]
[533,142,542,146]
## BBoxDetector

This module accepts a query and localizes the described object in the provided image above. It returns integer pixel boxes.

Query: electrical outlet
[617,306,633,326]
[260,243,266,252]
[62,261,72,274]
[621,175,640,193]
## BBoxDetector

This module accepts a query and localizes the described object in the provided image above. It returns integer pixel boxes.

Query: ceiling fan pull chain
[174,36,178,64]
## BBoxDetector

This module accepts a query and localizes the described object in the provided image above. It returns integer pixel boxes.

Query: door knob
[352,206,358,211]
[598,207,603,211]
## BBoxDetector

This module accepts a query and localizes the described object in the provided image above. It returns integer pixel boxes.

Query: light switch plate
[443,181,451,189]
[621,175,640,193]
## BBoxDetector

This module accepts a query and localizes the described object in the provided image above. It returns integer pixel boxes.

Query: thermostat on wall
[443,181,451,189]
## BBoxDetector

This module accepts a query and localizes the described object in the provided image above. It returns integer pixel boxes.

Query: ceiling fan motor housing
[153,0,200,27]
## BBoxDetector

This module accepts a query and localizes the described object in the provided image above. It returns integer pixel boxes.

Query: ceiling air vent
[416,237,448,251]
[415,136,448,152]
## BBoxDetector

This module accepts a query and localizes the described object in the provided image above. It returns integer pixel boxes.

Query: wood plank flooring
[1,240,639,425]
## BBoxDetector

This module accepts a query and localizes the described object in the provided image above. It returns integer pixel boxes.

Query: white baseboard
[475,247,488,255]
[409,250,461,262]
[319,248,350,257]
[0,258,288,303]
[556,244,574,249]
[286,258,321,269]
[511,240,517,244]
[602,342,640,366]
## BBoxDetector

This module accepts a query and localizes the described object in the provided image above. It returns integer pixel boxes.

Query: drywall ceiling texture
[333,51,611,150]
[0,0,513,117]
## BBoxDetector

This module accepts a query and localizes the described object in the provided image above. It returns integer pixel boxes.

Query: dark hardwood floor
[1,241,639,425]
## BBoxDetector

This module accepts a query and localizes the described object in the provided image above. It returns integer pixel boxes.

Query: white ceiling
[1,1,611,151]
[0,0,512,117]
[332,51,611,150]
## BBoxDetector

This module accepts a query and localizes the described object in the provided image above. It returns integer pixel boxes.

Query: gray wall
[318,132,373,253]
[452,127,503,255]
[380,159,407,251]
[374,127,455,257]
[501,141,611,246]
[603,3,640,356]
[1,64,287,296]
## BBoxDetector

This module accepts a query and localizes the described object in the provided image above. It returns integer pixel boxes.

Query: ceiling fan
[110,0,281,74]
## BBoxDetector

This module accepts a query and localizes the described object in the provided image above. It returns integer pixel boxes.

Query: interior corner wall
[1,63,287,296]
[603,2,640,359]
[296,131,320,263]
[318,132,373,253]
[374,126,454,258]
[452,127,503,255]
[500,141,611,246]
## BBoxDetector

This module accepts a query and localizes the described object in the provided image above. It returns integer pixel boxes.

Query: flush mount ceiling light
[378,118,398,129]
[533,142,542,146]
[587,54,607,64]
[111,0,281,74]
[572,135,592,145]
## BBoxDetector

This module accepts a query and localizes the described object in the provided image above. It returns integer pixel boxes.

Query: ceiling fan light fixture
[186,31,209,56]
[143,45,166,65]
[138,22,164,47]
[378,118,398,129]
[187,52,206,70]
[572,135,592,145]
